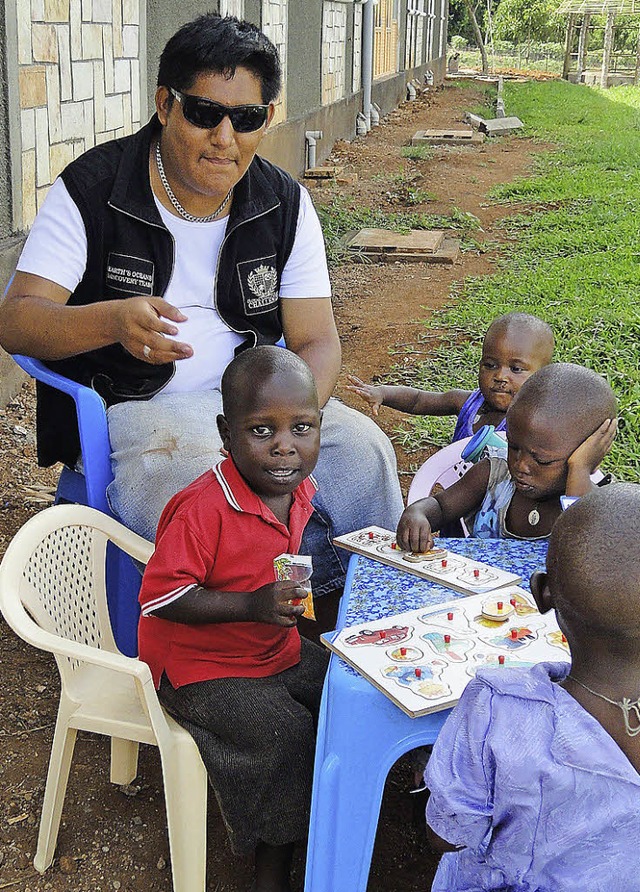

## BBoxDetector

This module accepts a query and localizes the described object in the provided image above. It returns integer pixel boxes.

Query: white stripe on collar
[213,460,243,512]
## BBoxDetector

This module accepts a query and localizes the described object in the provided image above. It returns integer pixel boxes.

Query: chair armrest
[12,354,113,515]
[0,584,150,675]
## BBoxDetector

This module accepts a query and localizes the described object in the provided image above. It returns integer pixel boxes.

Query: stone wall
[16,0,143,231]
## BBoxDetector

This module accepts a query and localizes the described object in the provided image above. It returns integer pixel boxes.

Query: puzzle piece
[386,645,423,662]
[503,589,537,616]
[420,605,472,632]
[344,624,412,647]
[546,629,570,654]
[455,565,500,588]
[347,528,393,547]
[422,631,475,662]
[424,557,465,577]
[481,625,538,651]
[382,661,451,701]
[466,652,537,676]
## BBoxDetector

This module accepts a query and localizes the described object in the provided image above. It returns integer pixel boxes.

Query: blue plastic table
[304,537,548,892]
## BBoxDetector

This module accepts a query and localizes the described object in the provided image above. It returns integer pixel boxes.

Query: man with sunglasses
[0,14,403,620]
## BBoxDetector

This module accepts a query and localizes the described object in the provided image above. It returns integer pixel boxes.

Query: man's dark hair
[157,13,281,103]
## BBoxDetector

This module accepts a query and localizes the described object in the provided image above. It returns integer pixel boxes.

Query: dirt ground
[0,80,550,891]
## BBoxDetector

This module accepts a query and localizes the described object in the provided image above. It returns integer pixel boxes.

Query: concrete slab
[411,129,484,146]
[479,116,524,136]
[343,228,446,254]
[341,229,460,264]
[303,165,344,179]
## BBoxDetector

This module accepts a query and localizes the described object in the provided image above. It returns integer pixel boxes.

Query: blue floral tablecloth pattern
[340,537,549,630]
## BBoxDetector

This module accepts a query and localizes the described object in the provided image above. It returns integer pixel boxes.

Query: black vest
[36,116,301,468]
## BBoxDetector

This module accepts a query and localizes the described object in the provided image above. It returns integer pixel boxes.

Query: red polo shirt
[138,457,317,688]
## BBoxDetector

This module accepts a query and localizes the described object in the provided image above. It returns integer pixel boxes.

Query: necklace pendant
[528,507,540,526]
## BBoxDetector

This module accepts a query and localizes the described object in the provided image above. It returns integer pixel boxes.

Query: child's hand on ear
[568,418,617,472]
[345,375,385,416]
[566,418,617,495]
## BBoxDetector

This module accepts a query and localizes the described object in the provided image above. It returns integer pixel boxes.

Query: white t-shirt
[17,177,332,394]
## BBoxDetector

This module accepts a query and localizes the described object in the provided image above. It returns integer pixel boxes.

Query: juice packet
[273,553,315,621]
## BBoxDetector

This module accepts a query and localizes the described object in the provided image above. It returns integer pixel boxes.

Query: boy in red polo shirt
[138,345,328,892]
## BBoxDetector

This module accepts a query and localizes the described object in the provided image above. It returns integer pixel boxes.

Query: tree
[450,0,491,73]
[493,0,563,45]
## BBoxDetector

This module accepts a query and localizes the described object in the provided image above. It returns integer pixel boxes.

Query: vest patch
[106,253,155,295]
[237,255,279,315]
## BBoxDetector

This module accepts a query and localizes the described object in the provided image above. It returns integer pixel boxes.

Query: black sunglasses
[169,88,270,133]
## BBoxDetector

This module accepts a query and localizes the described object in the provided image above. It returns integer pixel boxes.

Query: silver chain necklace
[155,141,233,223]
[568,674,640,737]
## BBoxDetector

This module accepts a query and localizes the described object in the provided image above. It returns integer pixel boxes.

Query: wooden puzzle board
[323,588,569,717]
[333,526,521,594]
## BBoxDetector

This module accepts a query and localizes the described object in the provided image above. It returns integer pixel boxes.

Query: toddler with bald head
[424,483,640,890]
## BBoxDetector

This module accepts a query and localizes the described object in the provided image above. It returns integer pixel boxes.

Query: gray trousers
[158,638,329,854]
[107,393,404,595]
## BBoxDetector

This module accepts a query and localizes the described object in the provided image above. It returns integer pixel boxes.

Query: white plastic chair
[0,504,207,891]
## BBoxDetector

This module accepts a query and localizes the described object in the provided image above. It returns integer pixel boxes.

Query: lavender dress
[426,662,640,891]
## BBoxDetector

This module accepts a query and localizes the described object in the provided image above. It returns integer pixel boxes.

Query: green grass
[383,80,640,479]
[401,144,436,161]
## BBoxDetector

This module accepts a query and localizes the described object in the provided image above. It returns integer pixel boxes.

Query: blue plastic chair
[11,353,143,657]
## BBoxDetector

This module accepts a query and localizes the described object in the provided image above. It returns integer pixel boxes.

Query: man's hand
[250,581,307,627]
[345,374,385,416]
[113,296,193,363]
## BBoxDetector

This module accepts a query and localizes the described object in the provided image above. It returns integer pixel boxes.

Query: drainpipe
[362,0,374,131]
[305,131,323,170]
[356,112,368,136]
[369,103,380,126]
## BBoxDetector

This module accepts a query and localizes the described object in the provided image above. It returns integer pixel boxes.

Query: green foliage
[450,35,468,50]
[389,81,640,480]
[493,0,563,43]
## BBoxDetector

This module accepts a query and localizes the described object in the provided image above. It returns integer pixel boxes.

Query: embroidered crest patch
[237,255,279,315]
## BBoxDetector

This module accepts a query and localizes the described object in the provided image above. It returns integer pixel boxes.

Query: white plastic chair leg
[110,738,140,785]
[161,734,208,892]
[34,720,78,873]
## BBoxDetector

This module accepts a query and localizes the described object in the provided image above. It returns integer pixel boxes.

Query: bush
[449,35,468,50]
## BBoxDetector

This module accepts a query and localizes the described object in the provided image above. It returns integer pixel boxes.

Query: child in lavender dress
[346,312,554,441]
[396,363,617,550]
[424,483,640,891]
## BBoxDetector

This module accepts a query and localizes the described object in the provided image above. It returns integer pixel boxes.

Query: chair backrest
[0,505,154,688]
[407,437,475,506]
[12,354,113,515]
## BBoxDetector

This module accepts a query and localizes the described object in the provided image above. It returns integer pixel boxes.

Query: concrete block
[303,165,344,179]
[480,116,524,136]
[411,129,484,146]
